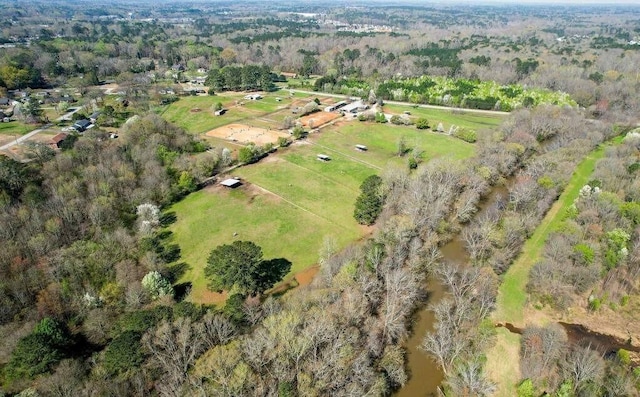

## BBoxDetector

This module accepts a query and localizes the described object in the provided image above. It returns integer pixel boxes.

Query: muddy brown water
[395,186,508,396]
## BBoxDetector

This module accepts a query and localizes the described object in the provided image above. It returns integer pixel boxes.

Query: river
[395,186,508,396]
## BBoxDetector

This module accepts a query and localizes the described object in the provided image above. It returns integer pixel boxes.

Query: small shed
[220,178,242,188]
[50,133,68,149]
[355,144,368,152]
[214,109,226,116]
[317,154,331,162]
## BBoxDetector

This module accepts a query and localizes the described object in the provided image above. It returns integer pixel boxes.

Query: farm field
[384,103,504,131]
[168,96,500,304]
[313,121,476,169]
[157,90,338,134]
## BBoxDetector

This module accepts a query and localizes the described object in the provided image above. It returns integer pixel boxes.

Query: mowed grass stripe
[487,136,624,396]
[495,138,622,323]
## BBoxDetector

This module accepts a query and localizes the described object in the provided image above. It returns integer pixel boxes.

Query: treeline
[314,75,577,111]
[205,64,276,92]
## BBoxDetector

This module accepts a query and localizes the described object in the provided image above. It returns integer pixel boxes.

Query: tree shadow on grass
[173,282,192,302]
[159,211,177,227]
[167,262,190,283]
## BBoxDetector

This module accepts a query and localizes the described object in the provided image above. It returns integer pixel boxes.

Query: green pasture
[158,90,319,134]
[168,175,363,304]
[384,104,504,131]
[315,122,476,168]
[0,121,33,136]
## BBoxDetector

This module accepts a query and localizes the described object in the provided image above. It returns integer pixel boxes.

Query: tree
[354,175,385,225]
[22,97,43,124]
[5,318,73,380]
[205,241,291,295]
[141,271,173,300]
[103,331,145,375]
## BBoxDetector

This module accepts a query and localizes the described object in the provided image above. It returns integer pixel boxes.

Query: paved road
[286,88,509,116]
[0,107,83,151]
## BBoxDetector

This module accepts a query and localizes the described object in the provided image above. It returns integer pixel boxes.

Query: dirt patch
[299,111,342,128]
[196,289,227,305]
[190,108,202,113]
[206,123,289,146]
[295,265,319,287]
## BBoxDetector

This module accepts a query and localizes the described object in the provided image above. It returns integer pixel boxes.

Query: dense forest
[1,1,640,396]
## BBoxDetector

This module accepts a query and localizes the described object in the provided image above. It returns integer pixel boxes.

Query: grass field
[157,90,325,134]
[0,121,32,136]
[167,103,487,305]
[168,185,362,303]
[486,136,624,396]
[315,122,476,169]
[384,104,503,132]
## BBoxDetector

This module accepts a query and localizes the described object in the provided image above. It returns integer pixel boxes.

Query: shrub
[415,117,430,129]
[453,127,477,143]
[374,112,387,123]
[277,136,291,147]
[292,125,306,140]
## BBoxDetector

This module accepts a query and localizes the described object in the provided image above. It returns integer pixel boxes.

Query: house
[0,98,10,107]
[355,144,368,152]
[317,154,331,162]
[220,178,242,188]
[89,111,101,123]
[280,72,298,79]
[50,133,68,149]
[244,94,263,100]
[72,119,92,132]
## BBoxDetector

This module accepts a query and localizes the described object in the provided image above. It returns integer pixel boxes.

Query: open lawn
[384,104,503,131]
[314,121,476,169]
[486,136,624,396]
[169,183,363,304]
[0,121,33,136]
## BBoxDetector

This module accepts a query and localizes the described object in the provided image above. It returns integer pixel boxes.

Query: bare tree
[143,317,207,396]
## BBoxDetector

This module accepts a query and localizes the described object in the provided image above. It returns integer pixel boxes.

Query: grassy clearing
[384,104,503,131]
[0,121,33,136]
[487,137,624,395]
[169,183,363,304]
[316,122,475,169]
